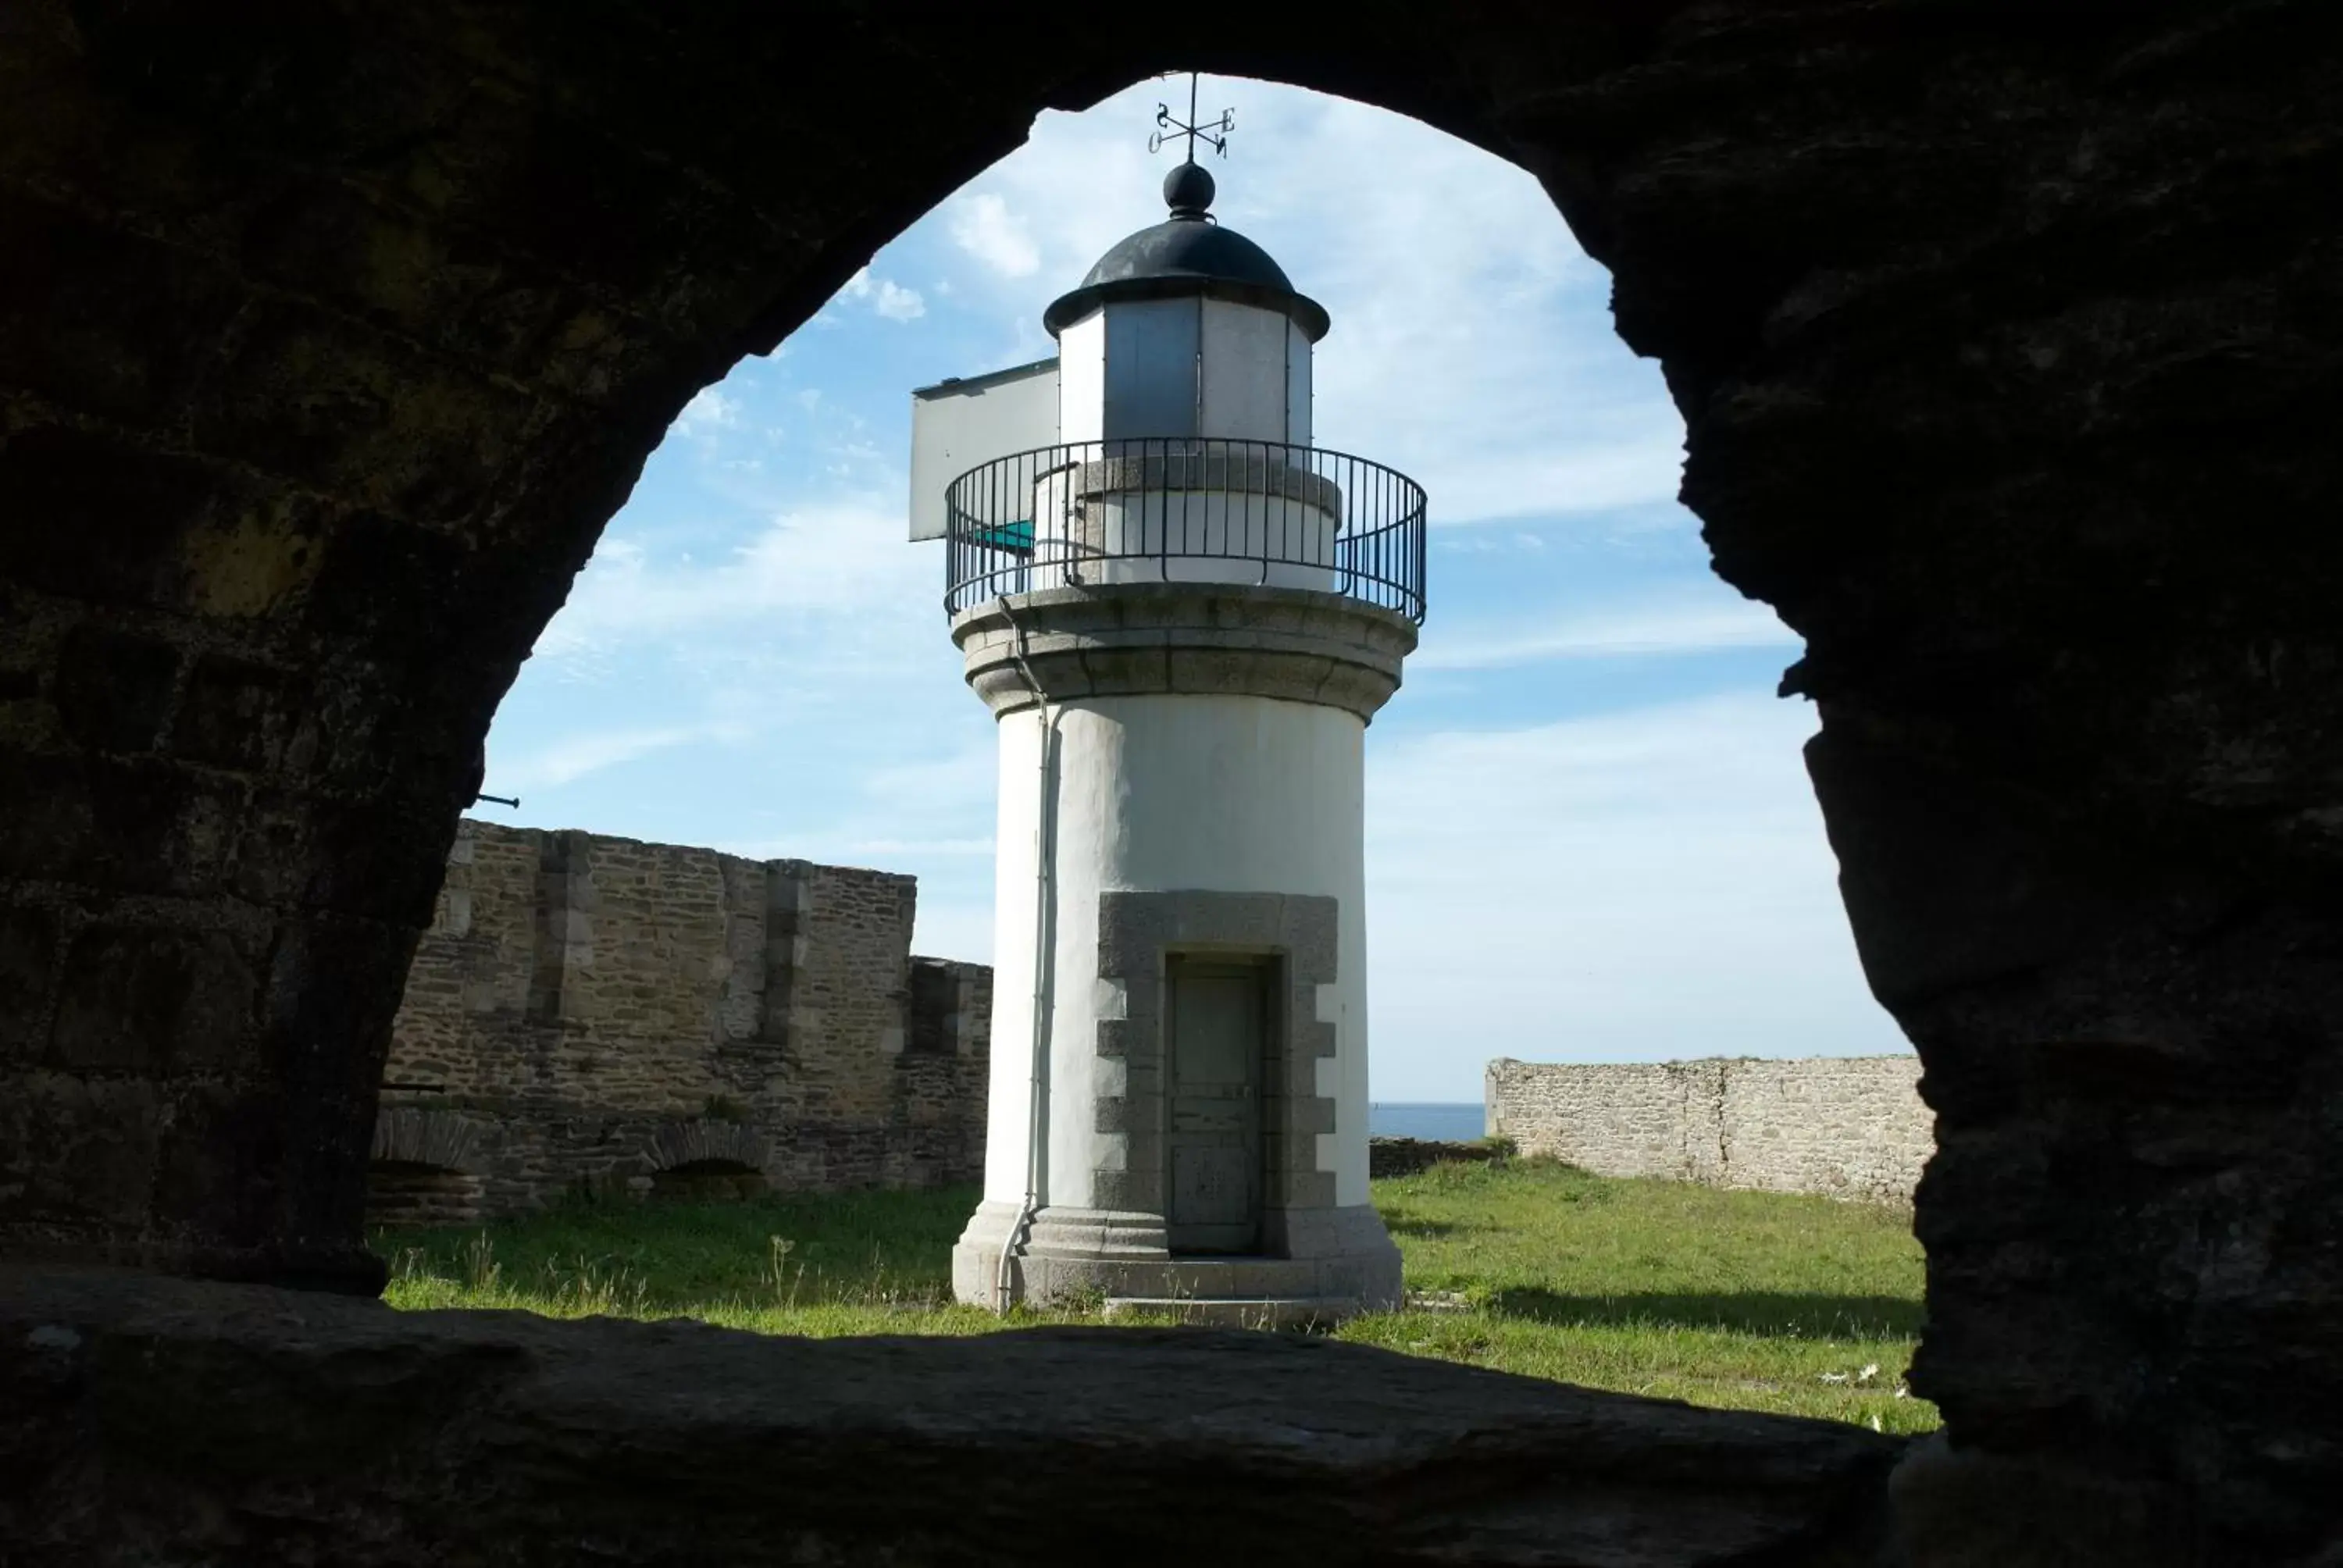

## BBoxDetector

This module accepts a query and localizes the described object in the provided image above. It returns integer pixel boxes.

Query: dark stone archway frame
[2,2,2338,1559]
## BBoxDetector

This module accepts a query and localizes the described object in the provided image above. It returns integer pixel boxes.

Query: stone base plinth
[953,1200,1403,1320]
[1102,1295,1359,1328]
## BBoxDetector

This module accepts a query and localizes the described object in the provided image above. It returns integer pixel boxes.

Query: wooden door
[1164,955,1267,1254]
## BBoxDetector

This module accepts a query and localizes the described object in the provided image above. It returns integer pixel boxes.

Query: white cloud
[493,722,747,792]
[527,494,935,690]
[1363,693,1902,1097]
[947,192,1041,277]
[872,279,925,321]
[1412,594,1798,672]
[671,387,739,437]
[840,837,995,858]
[837,267,926,323]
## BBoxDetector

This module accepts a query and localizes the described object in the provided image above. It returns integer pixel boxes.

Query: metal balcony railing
[943,437,1427,624]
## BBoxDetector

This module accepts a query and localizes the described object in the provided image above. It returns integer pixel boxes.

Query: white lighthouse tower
[931,113,1427,1321]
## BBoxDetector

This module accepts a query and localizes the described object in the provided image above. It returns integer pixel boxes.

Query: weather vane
[1150,72,1233,164]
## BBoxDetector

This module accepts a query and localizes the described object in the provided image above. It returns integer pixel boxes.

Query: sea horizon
[1367,1101,1485,1142]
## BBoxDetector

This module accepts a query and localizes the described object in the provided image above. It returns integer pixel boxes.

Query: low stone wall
[371,820,991,1224]
[1365,1137,1503,1180]
[1485,1056,1931,1203]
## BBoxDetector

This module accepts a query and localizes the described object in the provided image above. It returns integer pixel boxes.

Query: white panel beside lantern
[907,358,1058,542]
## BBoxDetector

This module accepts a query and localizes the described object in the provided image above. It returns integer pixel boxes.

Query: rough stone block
[261,914,407,1105]
[222,786,316,907]
[0,903,59,1059]
[187,301,531,523]
[0,187,247,428]
[48,925,259,1075]
[0,426,213,608]
[296,509,476,657]
[0,746,205,896]
[1089,1169,1147,1212]
[1278,1094,1337,1138]
[299,790,465,925]
[173,654,312,775]
[52,625,180,755]
[149,1080,286,1240]
[0,1074,165,1230]
[1286,1171,1338,1211]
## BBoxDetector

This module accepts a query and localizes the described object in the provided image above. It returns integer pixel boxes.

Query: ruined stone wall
[1485,1056,1931,1204]
[371,819,990,1222]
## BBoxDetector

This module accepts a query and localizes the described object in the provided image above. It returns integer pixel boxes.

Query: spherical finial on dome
[1164,161,1215,219]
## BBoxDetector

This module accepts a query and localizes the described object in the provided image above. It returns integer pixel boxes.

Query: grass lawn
[378,1158,1934,1434]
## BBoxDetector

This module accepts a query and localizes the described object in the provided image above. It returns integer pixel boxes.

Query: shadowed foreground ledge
[0,1268,1900,1567]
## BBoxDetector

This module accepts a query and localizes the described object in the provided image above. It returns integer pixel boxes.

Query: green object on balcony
[970,519,1034,554]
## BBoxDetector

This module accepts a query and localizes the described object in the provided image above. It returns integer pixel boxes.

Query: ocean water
[1368,1102,1485,1142]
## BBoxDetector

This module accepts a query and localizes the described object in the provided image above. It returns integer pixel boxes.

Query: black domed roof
[1079,218,1296,297]
[1042,166,1329,341]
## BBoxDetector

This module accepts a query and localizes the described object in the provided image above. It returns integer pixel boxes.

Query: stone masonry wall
[372,819,990,1223]
[1485,1057,1931,1204]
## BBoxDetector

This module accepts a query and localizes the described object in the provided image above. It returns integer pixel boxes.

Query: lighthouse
[925,98,1427,1320]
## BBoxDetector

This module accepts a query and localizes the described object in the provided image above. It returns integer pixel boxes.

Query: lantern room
[1043,161,1324,451]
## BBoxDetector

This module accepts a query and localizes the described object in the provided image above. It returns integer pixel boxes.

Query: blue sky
[483,77,1910,1100]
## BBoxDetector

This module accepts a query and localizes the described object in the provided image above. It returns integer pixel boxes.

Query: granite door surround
[1092,889,1341,1242]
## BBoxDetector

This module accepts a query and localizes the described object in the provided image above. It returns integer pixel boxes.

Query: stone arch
[365,1108,489,1228]
[645,1120,772,1202]
[370,1107,487,1173]
[0,6,2335,1555]
[645,1118,771,1176]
